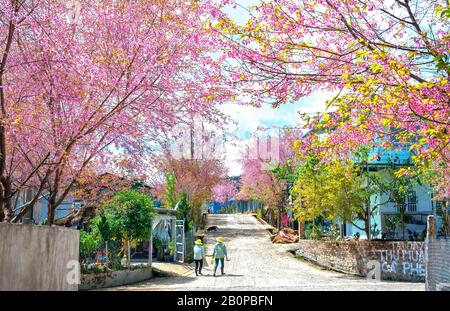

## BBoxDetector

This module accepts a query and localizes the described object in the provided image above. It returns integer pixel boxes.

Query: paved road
[111,214,424,291]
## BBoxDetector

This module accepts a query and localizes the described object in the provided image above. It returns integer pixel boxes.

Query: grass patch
[293,253,307,262]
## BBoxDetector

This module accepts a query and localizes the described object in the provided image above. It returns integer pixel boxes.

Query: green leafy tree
[101,190,155,265]
[292,157,380,240]
[164,172,178,209]
[292,155,332,223]
[91,212,113,262]
[177,191,192,232]
[326,161,378,240]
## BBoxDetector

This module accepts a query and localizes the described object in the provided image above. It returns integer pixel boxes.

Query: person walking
[212,236,228,277]
[193,239,205,276]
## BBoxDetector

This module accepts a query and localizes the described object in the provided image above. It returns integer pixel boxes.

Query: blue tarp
[209,200,261,214]
[209,200,238,214]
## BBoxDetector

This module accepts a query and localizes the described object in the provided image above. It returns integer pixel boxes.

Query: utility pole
[190,123,194,160]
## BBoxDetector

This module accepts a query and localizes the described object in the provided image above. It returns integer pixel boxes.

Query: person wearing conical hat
[212,236,228,277]
[193,239,205,276]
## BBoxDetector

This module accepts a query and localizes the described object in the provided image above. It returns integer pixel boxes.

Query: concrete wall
[0,223,79,291]
[79,267,152,290]
[425,238,450,291]
[296,240,425,282]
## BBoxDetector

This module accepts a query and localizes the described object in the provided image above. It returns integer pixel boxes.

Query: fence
[425,215,450,291]
[185,228,195,262]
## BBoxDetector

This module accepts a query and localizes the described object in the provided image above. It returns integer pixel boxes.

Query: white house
[345,144,448,240]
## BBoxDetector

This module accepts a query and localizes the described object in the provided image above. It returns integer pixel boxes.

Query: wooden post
[148,230,152,266]
[299,221,306,239]
[427,215,436,239]
[171,218,176,262]
[425,215,436,291]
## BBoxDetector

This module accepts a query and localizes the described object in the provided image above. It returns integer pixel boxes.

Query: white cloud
[219,91,335,175]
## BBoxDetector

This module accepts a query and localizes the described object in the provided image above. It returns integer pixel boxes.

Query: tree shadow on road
[111,272,245,290]
[113,276,200,289]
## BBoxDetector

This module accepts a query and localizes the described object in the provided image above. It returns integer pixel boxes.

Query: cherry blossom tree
[208,0,450,198]
[159,154,228,227]
[237,130,302,226]
[0,0,232,223]
[213,180,238,207]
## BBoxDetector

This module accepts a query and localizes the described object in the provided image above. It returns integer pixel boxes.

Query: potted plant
[154,237,164,262]
[164,240,174,262]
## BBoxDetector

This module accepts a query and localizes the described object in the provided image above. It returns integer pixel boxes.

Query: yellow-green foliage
[292,160,368,225]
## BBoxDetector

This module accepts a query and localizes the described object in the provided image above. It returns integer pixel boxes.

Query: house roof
[154,208,177,216]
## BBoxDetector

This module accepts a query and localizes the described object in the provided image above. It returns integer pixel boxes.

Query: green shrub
[79,230,99,264]
[257,208,262,219]
[305,224,322,240]
[311,224,322,240]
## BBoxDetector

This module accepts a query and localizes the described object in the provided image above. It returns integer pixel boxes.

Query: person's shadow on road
[198,274,244,277]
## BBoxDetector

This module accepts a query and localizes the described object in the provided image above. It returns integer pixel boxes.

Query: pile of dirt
[271,227,299,244]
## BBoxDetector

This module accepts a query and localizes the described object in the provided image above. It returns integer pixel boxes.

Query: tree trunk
[2,177,13,222]
[366,198,371,241]
[299,221,306,239]
[401,213,406,240]
[48,196,56,225]
[0,130,6,218]
[445,201,450,237]
[127,238,131,267]
[0,179,6,222]
[365,219,371,241]
[0,203,4,222]
[278,206,282,230]
[396,202,406,240]
[105,241,109,265]
[0,2,20,222]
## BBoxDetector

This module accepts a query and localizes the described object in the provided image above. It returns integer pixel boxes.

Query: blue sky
[220,93,332,175]
[219,1,332,175]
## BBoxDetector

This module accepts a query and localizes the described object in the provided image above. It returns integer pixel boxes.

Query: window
[396,189,417,212]
[407,190,417,212]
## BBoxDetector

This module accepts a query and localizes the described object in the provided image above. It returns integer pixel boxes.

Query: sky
[220,93,332,176]
[218,1,331,176]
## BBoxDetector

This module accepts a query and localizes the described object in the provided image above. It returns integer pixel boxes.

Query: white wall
[0,223,80,291]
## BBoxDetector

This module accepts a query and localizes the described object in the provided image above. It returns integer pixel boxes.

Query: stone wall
[79,266,153,290]
[424,215,450,291]
[0,223,79,291]
[296,239,425,282]
[425,238,450,291]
